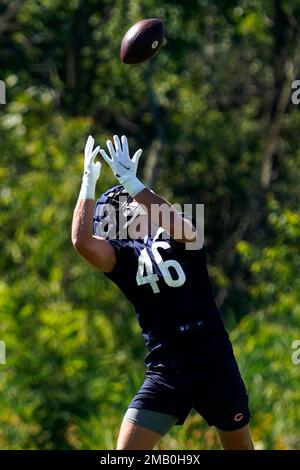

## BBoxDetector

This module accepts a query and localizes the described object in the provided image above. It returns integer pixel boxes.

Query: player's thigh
[117,418,162,450]
[117,408,178,450]
[193,349,251,434]
[217,424,254,450]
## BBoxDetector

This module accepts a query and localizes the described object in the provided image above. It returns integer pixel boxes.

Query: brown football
[120,18,165,65]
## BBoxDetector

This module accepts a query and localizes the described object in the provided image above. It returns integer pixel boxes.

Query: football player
[71,135,254,450]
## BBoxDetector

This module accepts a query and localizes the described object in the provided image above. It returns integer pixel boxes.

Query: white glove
[100,135,145,197]
[79,135,101,199]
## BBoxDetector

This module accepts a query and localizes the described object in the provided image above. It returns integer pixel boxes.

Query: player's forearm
[135,188,172,215]
[135,187,179,232]
[72,135,101,248]
[71,199,94,247]
[135,188,196,241]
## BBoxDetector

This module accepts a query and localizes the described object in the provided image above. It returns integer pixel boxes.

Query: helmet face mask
[123,200,147,229]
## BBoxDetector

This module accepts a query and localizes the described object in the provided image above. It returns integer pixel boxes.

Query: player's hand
[78,135,101,199]
[99,134,145,197]
[83,135,101,183]
[100,135,142,180]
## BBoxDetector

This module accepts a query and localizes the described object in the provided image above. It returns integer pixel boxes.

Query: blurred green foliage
[0,0,300,449]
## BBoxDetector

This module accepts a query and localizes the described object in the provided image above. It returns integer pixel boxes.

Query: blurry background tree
[0,0,300,449]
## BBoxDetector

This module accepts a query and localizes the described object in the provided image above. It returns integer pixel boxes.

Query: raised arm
[100,135,197,243]
[134,188,196,243]
[71,136,116,272]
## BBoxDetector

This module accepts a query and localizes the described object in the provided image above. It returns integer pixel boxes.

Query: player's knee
[230,442,254,450]
[223,436,254,450]
[237,437,255,450]
[116,418,160,450]
[217,424,254,450]
[116,438,156,450]
[116,442,139,450]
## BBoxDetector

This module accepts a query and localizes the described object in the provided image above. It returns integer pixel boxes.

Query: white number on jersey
[136,241,186,293]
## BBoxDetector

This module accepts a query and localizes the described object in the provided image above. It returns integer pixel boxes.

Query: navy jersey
[104,227,231,370]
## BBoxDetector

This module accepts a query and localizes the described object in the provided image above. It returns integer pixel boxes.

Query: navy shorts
[128,348,250,432]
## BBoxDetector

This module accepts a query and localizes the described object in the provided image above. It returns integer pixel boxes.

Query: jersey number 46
[136,241,186,294]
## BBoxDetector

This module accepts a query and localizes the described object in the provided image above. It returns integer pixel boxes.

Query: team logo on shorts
[234,412,244,422]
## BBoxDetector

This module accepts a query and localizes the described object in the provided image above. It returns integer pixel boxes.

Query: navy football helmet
[93,185,144,239]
